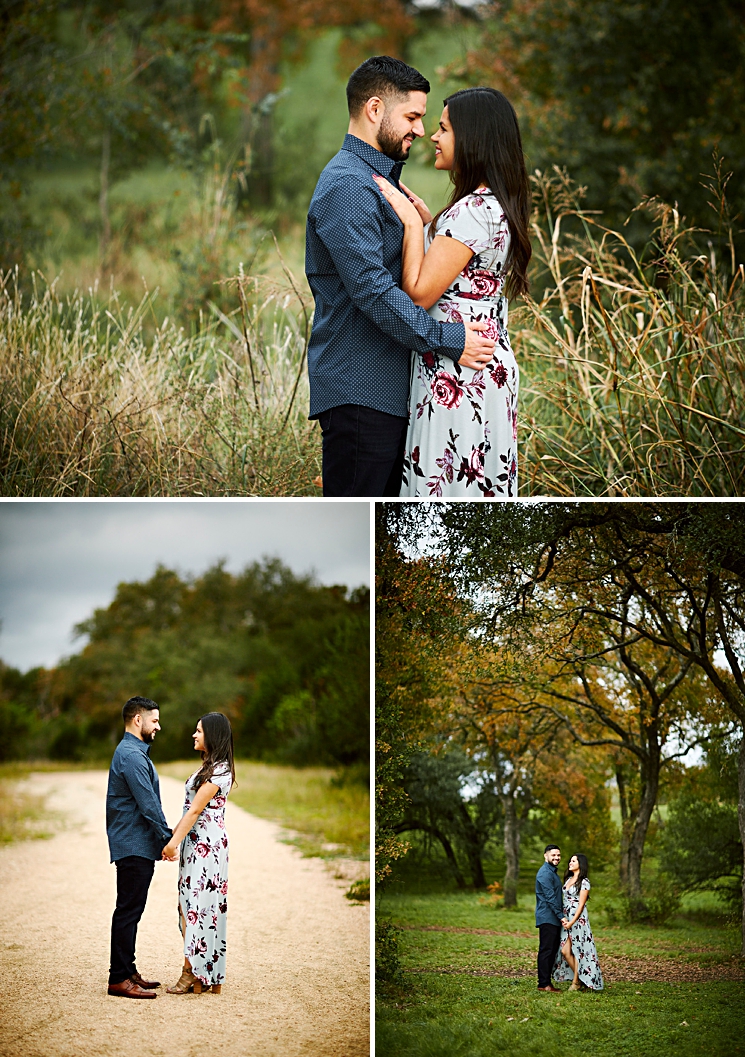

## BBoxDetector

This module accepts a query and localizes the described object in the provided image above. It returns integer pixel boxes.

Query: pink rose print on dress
[437,301,463,323]
[220,881,228,895]
[422,351,437,369]
[213,796,226,808]
[187,909,199,925]
[463,269,499,299]
[490,361,508,387]
[432,371,464,410]
[470,447,485,479]
[196,841,210,858]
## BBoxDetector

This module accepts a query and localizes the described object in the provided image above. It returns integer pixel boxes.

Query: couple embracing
[536,844,604,993]
[106,696,234,998]
[306,55,531,498]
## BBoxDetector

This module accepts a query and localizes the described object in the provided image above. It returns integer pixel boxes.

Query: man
[535,843,565,993]
[305,55,496,497]
[106,696,173,999]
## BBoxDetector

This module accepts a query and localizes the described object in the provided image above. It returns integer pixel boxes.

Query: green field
[160,759,369,861]
[0,760,369,865]
[377,856,744,1057]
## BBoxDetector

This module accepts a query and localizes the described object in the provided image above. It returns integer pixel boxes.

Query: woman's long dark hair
[564,853,589,893]
[430,87,531,299]
[193,712,236,791]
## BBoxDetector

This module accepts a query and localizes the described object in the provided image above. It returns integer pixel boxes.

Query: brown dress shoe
[537,985,561,993]
[131,972,160,989]
[108,978,156,999]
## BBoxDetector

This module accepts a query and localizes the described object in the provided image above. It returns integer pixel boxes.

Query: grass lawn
[377,874,745,1057]
[159,759,369,862]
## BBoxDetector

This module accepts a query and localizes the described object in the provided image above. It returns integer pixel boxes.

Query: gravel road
[0,771,369,1057]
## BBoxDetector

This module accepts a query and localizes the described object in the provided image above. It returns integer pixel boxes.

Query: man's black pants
[109,855,155,985]
[318,404,407,497]
[537,923,561,988]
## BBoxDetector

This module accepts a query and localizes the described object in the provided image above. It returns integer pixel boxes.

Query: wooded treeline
[376,503,744,951]
[3,0,744,266]
[1,558,369,771]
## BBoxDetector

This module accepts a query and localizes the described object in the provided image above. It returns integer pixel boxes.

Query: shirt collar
[342,133,405,182]
[123,730,150,754]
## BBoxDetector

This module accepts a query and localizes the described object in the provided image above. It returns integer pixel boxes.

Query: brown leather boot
[108,978,156,999]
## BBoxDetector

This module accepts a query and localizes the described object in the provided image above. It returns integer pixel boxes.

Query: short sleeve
[210,764,232,797]
[581,878,591,891]
[436,194,502,256]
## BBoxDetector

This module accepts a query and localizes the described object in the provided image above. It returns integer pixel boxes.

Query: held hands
[561,918,571,929]
[162,842,178,861]
[372,174,423,228]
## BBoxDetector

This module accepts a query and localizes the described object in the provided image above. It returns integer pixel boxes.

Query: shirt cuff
[437,321,466,364]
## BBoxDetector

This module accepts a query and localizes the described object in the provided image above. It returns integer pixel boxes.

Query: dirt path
[0,771,369,1057]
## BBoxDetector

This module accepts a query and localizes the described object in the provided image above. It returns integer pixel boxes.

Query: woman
[552,853,604,991]
[373,87,531,498]
[162,712,235,994]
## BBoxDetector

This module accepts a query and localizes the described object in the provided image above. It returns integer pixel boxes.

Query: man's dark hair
[544,844,561,854]
[122,696,159,724]
[346,56,430,118]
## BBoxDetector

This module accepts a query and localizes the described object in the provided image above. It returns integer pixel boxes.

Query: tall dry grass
[517,166,745,496]
[0,257,321,496]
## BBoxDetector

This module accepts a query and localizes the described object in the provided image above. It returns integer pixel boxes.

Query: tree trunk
[502,792,521,907]
[99,127,111,263]
[739,726,745,957]
[395,820,466,889]
[455,802,487,888]
[616,765,630,887]
[625,759,659,920]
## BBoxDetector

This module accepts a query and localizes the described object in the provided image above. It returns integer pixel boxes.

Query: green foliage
[401,749,502,890]
[161,758,369,859]
[16,560,368,768]
[346,878,370,901]
[0,665,41,761]
[660,791,742,905]
[465,0,745,249]
[376,918,404,990]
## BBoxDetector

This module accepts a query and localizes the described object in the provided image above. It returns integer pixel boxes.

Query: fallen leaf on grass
[506,1017,514,1021]
[635,991,642,995]
[521,1017,530,1022]
[680,1021,689,1027]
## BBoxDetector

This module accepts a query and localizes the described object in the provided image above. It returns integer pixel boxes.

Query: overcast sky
[0,500,370,672]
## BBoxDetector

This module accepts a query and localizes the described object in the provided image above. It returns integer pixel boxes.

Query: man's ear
[364,95,384,126]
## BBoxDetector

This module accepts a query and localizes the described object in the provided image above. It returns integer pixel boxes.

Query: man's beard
[376,115,413,162]
[142,729,155,744]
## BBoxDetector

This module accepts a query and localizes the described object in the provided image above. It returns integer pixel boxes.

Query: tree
[211,0,415,207]
[397,747,502,889]
[457,0,745,250]
[29,558,368,767]
[415,501,745,951]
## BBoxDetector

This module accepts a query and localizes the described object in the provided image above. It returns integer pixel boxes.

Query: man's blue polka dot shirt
[305,133,466,420]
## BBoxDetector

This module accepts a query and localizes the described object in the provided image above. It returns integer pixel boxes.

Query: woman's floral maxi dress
[552,878,604,990]
[400,189,518,498]
[177,764,232,986]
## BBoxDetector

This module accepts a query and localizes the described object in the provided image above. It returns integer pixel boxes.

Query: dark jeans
[537,923,561,988]
[318,404,407,497]
[109,855,155,985]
